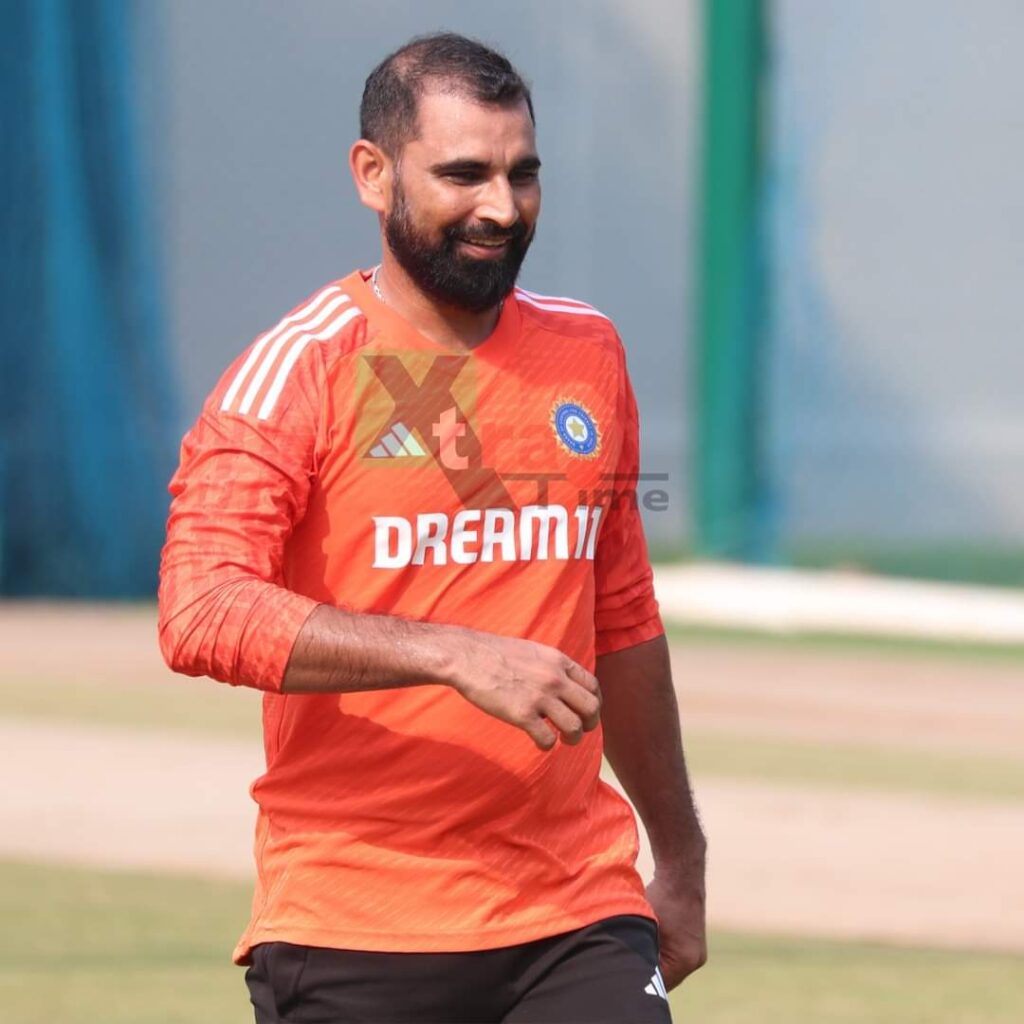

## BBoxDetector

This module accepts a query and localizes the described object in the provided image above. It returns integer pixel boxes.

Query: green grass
[0,675,261,739]
[664,621,1024,663]
[684,733,1024,802]
[648,540,1024,589]
[788,541,1024,590]
[0,860,253,1024]
[3,860,1021,1024]
[677,930,1024,1024]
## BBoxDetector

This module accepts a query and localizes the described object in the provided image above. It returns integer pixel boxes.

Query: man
[159,31,705,1023]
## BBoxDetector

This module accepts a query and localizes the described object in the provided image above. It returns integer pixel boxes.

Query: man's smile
[457,238,511,257]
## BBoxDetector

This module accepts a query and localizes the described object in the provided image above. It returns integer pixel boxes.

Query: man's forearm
[281,603,463,693]
[597,633,706,870]
[282,607,602,764]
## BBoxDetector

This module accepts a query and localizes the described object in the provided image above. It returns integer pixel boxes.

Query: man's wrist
[650,825,707,877]
[415,622,470,690]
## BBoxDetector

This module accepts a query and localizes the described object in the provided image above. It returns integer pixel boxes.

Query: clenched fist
[447,632,601,751]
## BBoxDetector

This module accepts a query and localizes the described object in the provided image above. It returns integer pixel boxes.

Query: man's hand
[277,607,598,745]
[448,632,601,751]
[645,867,707,990]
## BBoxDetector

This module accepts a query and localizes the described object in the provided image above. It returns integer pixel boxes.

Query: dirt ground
[3,603,1023,953]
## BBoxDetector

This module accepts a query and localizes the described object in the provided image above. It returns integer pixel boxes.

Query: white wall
[768,0,1024,544]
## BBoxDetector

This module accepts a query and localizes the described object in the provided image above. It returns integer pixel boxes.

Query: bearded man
[159,31,706,1024]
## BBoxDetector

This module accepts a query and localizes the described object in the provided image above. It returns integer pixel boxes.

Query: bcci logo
[551,401,600,458]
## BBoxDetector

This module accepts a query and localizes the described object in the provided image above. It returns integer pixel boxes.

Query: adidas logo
[644,967,668,1001]
[367,421,427,459]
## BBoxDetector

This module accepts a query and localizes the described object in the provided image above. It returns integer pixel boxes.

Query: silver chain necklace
[370,264,385,303]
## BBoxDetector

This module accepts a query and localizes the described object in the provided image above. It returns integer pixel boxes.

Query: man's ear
[349,139,392,214]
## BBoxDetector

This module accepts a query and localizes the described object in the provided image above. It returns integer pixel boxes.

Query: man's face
[384,89,541,313]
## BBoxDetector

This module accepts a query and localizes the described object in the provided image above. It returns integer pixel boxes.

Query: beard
[384,181,534,314]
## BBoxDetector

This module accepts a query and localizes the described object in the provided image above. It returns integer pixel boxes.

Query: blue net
[0,0,177,596]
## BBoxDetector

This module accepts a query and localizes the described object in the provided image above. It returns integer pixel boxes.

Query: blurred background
[2,1,1022,1022]
[5,0,1024,594]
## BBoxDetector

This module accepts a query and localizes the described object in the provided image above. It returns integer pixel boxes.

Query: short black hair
[360,32,535,157]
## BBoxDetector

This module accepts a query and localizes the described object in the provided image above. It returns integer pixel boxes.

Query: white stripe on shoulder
[516,287,592,307]
[515,288,610,321]
[220,285,342,413]
[256,303,363,420]
[237,294,352,415]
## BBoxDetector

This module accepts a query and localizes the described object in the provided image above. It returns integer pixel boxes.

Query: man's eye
[446,171,482,184]
[511,170,540,184]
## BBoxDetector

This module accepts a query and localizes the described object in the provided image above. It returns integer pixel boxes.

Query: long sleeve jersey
[158,269,664,961]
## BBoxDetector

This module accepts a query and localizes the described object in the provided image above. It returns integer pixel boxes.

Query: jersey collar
[344,268,520,364]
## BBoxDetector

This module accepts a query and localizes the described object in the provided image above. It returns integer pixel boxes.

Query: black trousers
[245,915,673,1023]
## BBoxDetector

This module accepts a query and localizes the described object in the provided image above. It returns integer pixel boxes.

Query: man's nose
[477,177,518,228]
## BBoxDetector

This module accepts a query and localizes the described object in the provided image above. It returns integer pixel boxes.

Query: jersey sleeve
[157,327,329,692]
[592,342,665,656]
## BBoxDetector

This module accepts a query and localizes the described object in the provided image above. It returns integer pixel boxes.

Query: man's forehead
[408,88,536,158]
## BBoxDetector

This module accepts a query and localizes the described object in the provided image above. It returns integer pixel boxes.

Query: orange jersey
[158,269,664,961]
